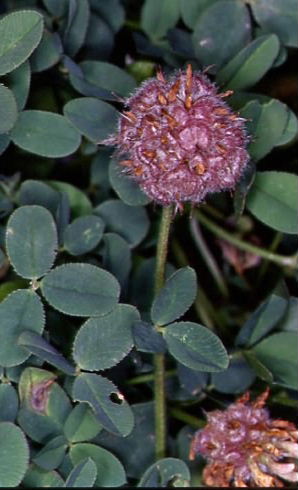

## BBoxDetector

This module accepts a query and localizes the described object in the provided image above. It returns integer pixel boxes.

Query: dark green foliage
[41,263,120,317]
[6,205,58,279]
[0,0,297,487]
[247,172,298,234]
[64,458,97,487]
[72,373,134,437]
[151,267,197,326]
[0,422,29,487]
[164,322,229,372]
[137,457,190,487]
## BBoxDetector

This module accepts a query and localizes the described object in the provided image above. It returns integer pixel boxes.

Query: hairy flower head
[104,64,249,209]
[189,388,298,487]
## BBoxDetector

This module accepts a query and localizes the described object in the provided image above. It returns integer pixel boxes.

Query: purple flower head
[190,388,298,487]
[104,65,249,210]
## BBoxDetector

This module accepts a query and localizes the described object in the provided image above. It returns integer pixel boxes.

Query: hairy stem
[154,205,173,460]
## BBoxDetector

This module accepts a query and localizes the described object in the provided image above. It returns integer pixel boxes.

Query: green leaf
[19,180,60,215]
[236,292,288,347]
[33,435,67,471]
[216,34,280,90]
[64,458,97,487]
[64,403,102,443]
[11,110,82,158]
[73,304,138,371]
[279,297,298,332]
[131,258,175,314]
[246,171,298,234]
[211,354,256,394]
[243,350,274,383]
[18,330,76,376]
[192,0,251,70]
[138,458,190,487]
[23,465,64,488]
[109,158,151,206]
[63,97,118,144]
[0,133,10,155]
[132,321,167,354]
[18,367,56,410]
[95,199,149,247]
[251,0,298,48]
[151,267,197,326]
[252,332,298,389]
[6,205,58,279]
[63,0,90,57]
[233,160,256,219]
[275,110,298,147]
[245,99,289,161]
[0,422,29,487]
[239,99,263,138]
[72,373,134,437]
[5,61,31,110]
[90,148,111,194]
[70,443,126,487]
[30,31,63,73]
[41,263,120,317]
[164,321,229,371]
[101,233,132,287]
[0,194,13,218]
[18,369,71,443]
[47,180,92,217]
[177,364,208,396]
[70,61,136,98]
[63,215,104,256]
[0,290,45,367]
[89,0,125,33]
[0,10,43,76]
[141,0,180,40]
[96,401,155,479]
[66,58,115,101]
[179,0,219,29]
[42,0,68,17]
[84,15,114,60]
[55,192,71,245]
[0,384,19,422]
[0,84,18,133]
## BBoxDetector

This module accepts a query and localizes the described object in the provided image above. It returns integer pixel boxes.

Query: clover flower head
[189,388,298,487]
[104,64,249,210]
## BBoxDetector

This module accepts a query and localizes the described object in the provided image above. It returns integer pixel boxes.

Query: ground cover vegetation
[0,0,297,487]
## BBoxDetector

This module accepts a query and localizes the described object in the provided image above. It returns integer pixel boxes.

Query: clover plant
[0,0,297,487]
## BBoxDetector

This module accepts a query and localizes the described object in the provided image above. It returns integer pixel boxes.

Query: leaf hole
[109,392,124,404]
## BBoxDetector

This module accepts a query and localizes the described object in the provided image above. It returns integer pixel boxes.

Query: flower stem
[154,205,173,461]
[196,210,298,269]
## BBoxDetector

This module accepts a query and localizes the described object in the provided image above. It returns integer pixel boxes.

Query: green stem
[172,238,227,332]
[154,205,173,461]
[154,206,173,292]
[190,217,229,298]
[257,232,283,281]
[196,210,298,269]
[126,369,176,386]
[171,238,214,329]
[169,407,205,429]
